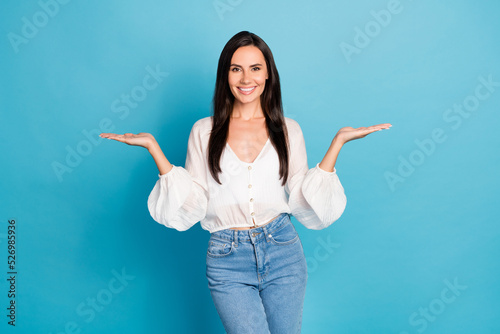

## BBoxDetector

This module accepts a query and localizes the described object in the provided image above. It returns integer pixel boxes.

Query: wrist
[147,139,160,153]
[331,135,345,148]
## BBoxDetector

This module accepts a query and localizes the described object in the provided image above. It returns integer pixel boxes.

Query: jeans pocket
[207,237,234,258]
[268,220,299,246]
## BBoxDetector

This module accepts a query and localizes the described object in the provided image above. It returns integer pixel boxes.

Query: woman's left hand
[334,123,392,145]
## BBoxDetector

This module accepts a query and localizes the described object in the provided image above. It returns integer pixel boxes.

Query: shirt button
[250,198,254,202]
[248,166,252,170]
[248,184,252,188]
[251,212,255,216]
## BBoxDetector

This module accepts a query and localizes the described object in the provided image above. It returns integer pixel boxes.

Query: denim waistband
[211,212,291,244]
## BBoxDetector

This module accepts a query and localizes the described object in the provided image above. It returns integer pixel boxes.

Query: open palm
[100,132,155,149]
[336,123,392,144]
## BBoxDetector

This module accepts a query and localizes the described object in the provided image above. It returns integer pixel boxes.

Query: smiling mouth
[237,86,256,94]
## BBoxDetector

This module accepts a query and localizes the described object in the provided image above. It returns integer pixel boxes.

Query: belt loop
[233,230,238,247]
[263,225,269,242]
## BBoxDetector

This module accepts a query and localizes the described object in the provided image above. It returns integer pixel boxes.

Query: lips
[237,86,256,95]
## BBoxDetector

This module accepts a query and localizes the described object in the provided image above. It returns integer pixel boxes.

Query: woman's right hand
[100,132,156,150]
[101,132,173,175]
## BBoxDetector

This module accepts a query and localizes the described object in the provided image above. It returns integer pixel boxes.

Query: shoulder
[192,116,212,130]
[284,117,303,135]
[185,116,212,149]
[190,116,213,138]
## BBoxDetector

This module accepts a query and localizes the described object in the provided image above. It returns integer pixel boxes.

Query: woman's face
[228,45,268,107]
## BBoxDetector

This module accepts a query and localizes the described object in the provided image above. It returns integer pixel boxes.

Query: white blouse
[147,116,347,233]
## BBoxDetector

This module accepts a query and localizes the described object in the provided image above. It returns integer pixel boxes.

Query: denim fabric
[206,213,308,334]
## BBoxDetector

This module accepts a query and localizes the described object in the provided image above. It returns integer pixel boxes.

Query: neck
[231,99,265,121]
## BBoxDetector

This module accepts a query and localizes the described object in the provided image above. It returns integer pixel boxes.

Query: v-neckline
[226,138,271,164]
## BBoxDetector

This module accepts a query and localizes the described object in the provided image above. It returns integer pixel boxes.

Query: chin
[235,97,260,105]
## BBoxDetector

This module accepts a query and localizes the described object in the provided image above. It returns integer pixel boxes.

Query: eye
[231,67,240,72]
[252,67,261,71]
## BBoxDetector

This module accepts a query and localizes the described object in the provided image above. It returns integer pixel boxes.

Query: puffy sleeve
[147,120,209,231]
[285,119,347,230]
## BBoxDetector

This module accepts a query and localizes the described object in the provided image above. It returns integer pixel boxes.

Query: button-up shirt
[147,116,347,233]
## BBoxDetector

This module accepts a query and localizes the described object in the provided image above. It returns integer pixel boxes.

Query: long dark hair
[208,31,289,186]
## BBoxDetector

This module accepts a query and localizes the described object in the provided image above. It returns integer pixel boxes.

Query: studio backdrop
[1,0,499,333]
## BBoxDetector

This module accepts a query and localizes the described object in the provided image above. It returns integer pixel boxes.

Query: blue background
[1,0,499,333]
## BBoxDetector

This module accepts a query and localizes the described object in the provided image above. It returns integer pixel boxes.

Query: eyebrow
[230,63,263,67]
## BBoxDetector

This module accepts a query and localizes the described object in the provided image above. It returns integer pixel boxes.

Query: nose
[240,70,251,84]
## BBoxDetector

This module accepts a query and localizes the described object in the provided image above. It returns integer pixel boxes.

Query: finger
[373,123,392,129]
[364,125,390,133]
[100,133,116,138]
[361,127,387,135]
[369,124,390,129]
[100,133,127,140]
[103,134,128,143]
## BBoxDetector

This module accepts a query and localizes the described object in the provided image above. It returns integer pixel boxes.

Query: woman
[101,31,391,333]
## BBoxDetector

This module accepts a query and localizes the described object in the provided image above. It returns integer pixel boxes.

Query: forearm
[148,141,173,175]
[318,136,344,173]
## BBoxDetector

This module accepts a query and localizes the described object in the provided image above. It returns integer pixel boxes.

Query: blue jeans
[206,213,308,334]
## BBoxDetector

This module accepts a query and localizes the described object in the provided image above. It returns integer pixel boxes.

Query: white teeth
[239,87,256,92]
